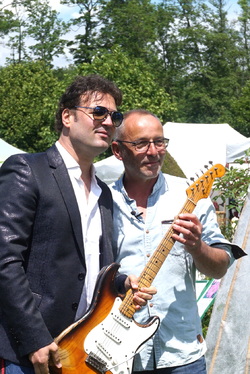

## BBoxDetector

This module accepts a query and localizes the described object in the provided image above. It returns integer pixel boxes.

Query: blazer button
[72,302,78,311]
[78,273,84,281]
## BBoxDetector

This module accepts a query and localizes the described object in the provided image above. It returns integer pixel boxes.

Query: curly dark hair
[55,74,123,133]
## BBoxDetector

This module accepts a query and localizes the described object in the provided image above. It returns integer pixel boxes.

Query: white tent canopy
[95,122,250,183]
[164,122,249,178]
[0,138,25,164]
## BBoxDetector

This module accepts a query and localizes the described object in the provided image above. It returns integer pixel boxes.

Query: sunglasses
[74,106,123,127]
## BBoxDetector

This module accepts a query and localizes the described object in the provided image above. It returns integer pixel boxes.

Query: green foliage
[0,61,62,152]
[3,0,68,66]
[77,47,177,122]
[62,0,102,64]
[0,2,18,35]
[230,80,250,137]
[23,0,69,65]
[214,150,250,214]
[213,149,250,240]
[99,0,157,59]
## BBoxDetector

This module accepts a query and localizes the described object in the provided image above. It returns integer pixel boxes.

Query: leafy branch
[213,149,250,239]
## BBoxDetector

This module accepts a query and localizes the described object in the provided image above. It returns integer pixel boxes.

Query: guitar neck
[119,198,196,318]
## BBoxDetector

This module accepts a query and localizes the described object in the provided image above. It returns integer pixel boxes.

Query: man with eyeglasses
[110,109,244,374]
[0,77,155,374]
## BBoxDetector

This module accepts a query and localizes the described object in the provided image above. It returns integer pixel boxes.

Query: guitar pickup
[103,327,121,344]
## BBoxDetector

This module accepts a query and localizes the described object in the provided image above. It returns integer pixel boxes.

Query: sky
[0,0,241,68]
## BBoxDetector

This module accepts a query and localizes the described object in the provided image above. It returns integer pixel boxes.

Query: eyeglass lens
[135,139,169,151]
[93,106,123,127]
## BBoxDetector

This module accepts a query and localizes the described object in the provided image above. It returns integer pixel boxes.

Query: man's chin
[142,169,160,179]
[95,141,110,153]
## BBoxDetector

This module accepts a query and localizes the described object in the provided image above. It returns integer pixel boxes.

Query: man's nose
[147,142,158,155]
[102,114,113,126]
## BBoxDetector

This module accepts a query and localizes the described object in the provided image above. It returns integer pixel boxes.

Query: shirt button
[149,303,154,307]
[78,273,84,281]
[146,253,150,257]
[145,229,149,234]
[72,302,78,311]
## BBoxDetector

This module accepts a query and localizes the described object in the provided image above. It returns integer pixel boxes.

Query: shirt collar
[118,171,166,200]
[55,141,96,181]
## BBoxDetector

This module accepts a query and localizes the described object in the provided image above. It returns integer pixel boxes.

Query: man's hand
[124,275,157,310]
[172,213,202,254]
[29,342,61,374]
[171,212,230,278]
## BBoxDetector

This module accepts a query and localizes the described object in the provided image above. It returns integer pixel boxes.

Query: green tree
[3,0,68,66]
[61,0,103,64]
[176,0,241,124]
[99,0,157,59]
[230,79,250,137]
[0,61,64,152]
[237,0,250,83]
[152,1,181,93]
[5,0,28,63]
[213,149,250,240]
[0,1,18,36]
[23,0,69,66]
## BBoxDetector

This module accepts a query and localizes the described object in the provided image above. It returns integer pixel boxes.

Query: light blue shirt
[111,172,233,370]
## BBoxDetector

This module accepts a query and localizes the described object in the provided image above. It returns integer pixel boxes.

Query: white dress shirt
[56,141,101,319]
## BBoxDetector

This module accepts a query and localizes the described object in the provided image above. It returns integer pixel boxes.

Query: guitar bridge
[86,351,108,374]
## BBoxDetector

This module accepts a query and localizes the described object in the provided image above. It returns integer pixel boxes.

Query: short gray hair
[114,109,160,140]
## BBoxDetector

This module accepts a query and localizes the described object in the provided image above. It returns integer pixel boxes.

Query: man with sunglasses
[0,76,155,374]
[110,109,244,374]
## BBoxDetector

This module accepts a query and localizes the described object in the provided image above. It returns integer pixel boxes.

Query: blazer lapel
[97,178,114,268]
[46,145,84,255]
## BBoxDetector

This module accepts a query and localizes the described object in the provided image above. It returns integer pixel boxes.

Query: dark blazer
[0,145,115,366]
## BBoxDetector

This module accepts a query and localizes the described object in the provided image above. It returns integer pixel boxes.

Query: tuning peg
[209,161,213,165]
[195,173,199,178]
[200,169,204,174]
[190,177,195,182]
[204,165,208,169]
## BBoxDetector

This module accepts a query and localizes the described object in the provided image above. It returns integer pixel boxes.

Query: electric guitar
[50,164,225,374]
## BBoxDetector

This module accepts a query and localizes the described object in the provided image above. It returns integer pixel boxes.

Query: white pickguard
[84,297,160,374]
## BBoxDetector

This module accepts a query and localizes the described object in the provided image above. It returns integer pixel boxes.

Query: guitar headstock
[186,163,225,203]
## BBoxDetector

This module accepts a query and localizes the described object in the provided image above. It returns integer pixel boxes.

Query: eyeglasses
[74,106,123,127]
[116,138,169,153]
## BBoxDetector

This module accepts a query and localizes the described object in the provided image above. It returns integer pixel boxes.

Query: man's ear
[62,108,72,128]
[111,141,123,161]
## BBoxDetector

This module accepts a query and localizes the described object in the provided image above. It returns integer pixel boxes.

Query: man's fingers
[50,350,62,369]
